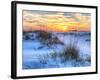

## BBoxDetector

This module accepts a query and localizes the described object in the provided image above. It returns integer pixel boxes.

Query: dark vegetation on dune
[23,30,64,46]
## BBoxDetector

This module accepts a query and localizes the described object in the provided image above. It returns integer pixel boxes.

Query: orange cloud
[23,11,91,32]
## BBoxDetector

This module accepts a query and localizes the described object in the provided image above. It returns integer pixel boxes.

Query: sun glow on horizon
[23,10,91,32]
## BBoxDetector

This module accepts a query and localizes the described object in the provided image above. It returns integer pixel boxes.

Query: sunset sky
[23,10,91,32]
